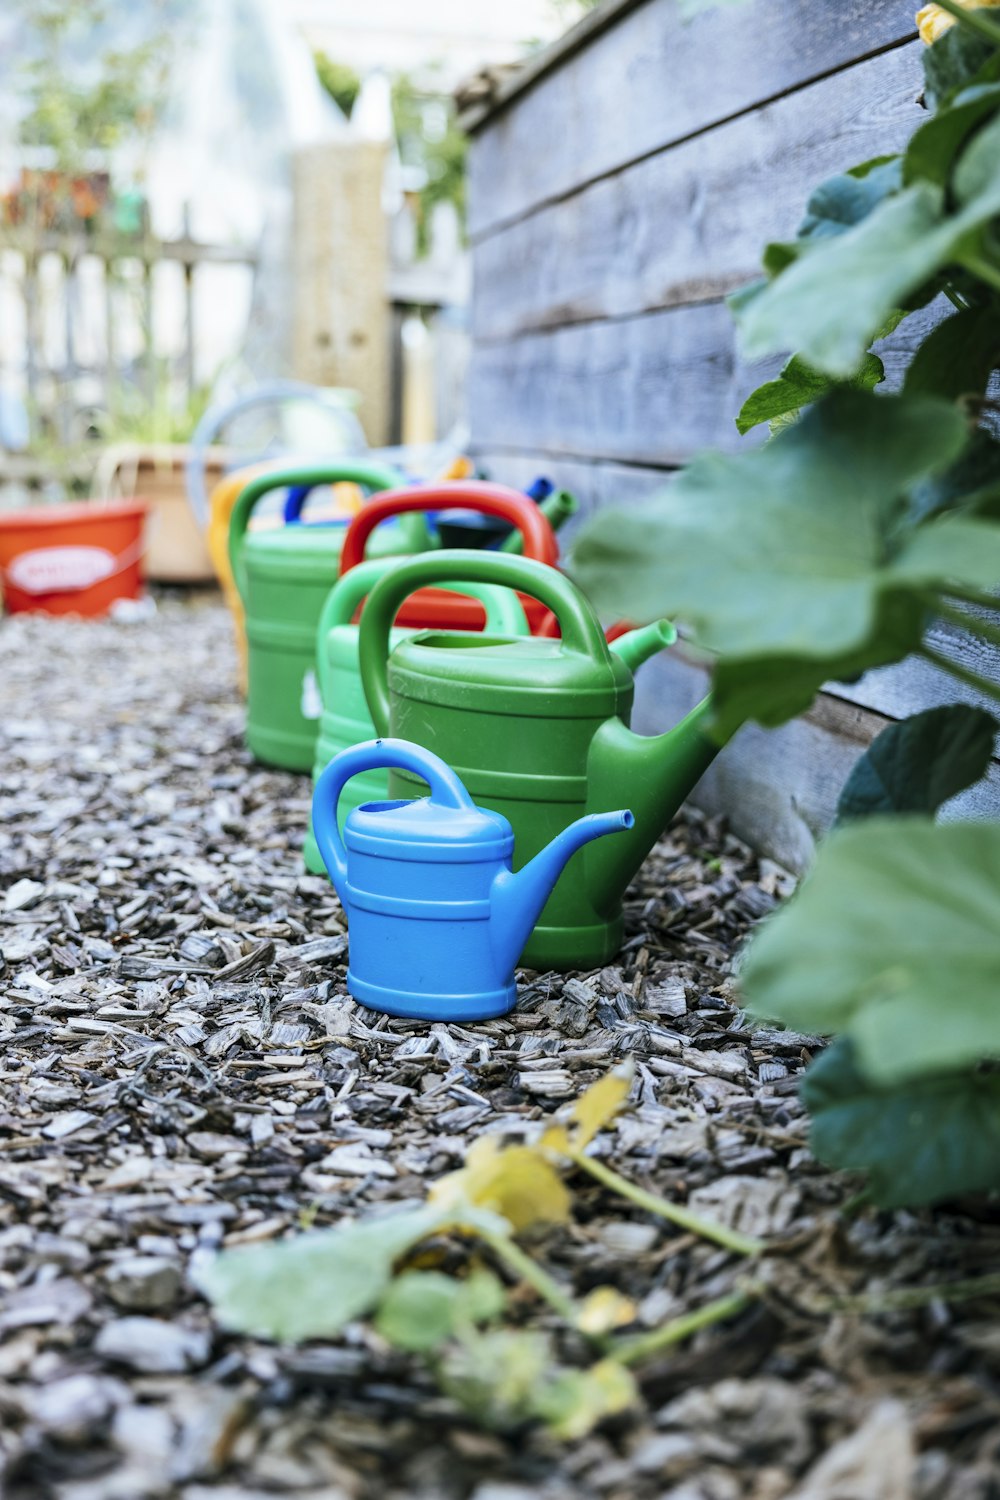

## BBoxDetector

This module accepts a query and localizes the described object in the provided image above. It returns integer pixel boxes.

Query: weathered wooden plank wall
[463,0,1000,869]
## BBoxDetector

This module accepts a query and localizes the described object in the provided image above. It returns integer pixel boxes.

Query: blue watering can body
[312,738,632,1022]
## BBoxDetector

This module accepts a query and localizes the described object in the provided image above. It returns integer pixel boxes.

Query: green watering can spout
[499,489,578,554]
[490,809,634,977]
[583,694,721,916]
[609,619,677,673]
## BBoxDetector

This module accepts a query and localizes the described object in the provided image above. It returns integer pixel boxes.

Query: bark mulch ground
[1,594,999,1500]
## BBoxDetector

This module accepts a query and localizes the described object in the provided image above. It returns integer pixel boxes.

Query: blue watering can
[312,738,633,1022]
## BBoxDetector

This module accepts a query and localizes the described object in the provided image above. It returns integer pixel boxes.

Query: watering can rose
[916,0,1000,43]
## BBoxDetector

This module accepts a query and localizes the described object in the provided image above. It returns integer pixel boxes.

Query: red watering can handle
[338,481,560,576]
[359,549,612,737]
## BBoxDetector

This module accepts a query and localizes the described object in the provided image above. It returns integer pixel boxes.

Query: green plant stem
[611,1288,756,1367]
[940,586,1000,613]
[957,251,1000,295]
[567,1151,765,1258]
[838,1186,873,1218]
[810,1271,1000,1316]
[920,643,1000,705]
[930,0,1000,45]
[477,1226,581,1329]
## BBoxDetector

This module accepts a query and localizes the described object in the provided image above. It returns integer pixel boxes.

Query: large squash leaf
[572,392,986,736]
[923,24,1000,111]
[734,159,1000,375]
[910,426,1000,522]
[902,305,1000,401]
[802,1037,1000,1208]
[835,704,997,822]
[798,158,903,239]
[904,82,1000,186]
[743,819,1000,1085]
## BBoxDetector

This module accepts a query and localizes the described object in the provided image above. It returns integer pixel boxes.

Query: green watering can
[359,551,722,971]
[302,560,528,872]
[302,481,565,873]
[227,459,424,771]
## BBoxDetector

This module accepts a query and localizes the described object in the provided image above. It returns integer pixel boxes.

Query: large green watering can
[227,459,423,771]
[359,551,722,971]
[302,559,528,872]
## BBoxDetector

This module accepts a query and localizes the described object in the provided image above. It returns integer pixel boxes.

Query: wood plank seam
[468,29,918,247]
[469,443,683,473]
[472,291,736,347]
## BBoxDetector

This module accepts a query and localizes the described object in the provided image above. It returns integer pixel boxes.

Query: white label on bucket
[8,545,116,595]
[301,667,323,720]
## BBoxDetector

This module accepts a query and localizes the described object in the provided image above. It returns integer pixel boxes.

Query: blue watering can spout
[489,809,633,976]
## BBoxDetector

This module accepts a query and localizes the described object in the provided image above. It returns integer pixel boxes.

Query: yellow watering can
[207,461,366,693]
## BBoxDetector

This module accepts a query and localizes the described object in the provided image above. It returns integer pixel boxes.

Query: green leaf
[438,1328,552,1429]
[835,704,997,822]
[375,1269,505,1353]
[743,818,1000,1085]
[802,1037,1000,1208]
[572,392,978,736]
[953,102,1000,204]
[736,352,884,435]
[904,83,1000,187]
[902,305,1000,400]
[735,161,1000,375]
[798,158,903,239]
[923,23,1000,112]
[910,427,1000,522]
[534,1359,638,1440]
[197,1205,448,1342]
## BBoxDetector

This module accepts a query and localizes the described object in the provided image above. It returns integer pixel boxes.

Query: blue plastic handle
[312,738,476,898]
[282,484,314,523]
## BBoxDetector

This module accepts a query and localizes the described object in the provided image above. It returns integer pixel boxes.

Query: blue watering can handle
[282,485,313,523]
[313,738,477,890]
[282,482,369,524]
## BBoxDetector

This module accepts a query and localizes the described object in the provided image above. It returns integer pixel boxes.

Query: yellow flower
[916,0,1000,44]
[540,1059,634,1157]
[428,1137,571,1232]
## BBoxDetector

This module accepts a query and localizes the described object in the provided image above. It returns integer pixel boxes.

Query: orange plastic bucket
[0,499,148,618]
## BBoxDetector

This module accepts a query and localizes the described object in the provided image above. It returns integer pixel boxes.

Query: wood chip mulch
[2,594,999,1500]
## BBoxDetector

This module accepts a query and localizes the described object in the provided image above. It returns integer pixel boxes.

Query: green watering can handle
[360,549,612,736]
[226,459,410,602]
[315,559,529,702]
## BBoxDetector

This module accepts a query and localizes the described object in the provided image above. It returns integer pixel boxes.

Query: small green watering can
[359,551,722,971]
[227,459,424,771]
[302,560,528,872]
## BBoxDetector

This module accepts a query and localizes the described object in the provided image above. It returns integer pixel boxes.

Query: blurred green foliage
[16,0,171,179]
[313,50,363,119]
[313,53,467,256]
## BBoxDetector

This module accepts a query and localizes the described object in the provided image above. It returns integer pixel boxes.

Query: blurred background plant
[0,0,584,513]
[5,0,176,237]
[315,53,467,255]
